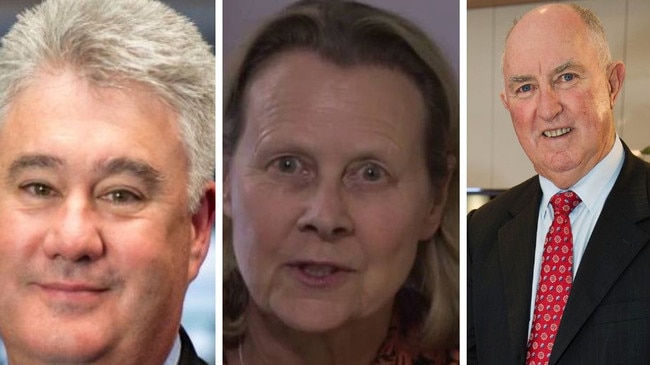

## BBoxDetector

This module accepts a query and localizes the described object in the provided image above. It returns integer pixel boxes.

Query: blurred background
[0,0,215,364]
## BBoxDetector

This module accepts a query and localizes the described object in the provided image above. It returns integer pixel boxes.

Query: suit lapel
[178,326,208,365]
[550,148,650,364]
[498,179,542,361]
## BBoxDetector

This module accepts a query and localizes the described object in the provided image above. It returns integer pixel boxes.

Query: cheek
[506,104,535,141]
[106,217,193,301]
[357,216,419,310]
[353,198,423,282]
[230,182,299,293]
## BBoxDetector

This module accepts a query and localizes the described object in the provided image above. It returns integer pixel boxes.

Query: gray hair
[503,3,612,69]
[0,0,215,212]
[224,0,458,351]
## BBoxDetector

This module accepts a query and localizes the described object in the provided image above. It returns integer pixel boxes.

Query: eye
[101,189,143,205]
[21,182,58,198]
[559,73,575,82]
[517,84,533,93]
[270,156,303,175]
[360,163,384,182]
[348,162,390,185]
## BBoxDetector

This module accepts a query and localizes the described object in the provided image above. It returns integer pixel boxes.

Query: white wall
[468,0,650,189]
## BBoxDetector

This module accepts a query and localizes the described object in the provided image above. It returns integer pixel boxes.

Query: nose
[537,85,562,121]
[297,180,354,241]
[43,193,104,262]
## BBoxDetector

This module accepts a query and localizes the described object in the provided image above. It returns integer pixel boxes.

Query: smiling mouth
[543,128,572,138]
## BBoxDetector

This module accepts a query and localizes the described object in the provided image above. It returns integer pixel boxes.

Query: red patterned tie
[526,191,581,365]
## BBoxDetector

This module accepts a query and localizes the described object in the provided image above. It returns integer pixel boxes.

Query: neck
[233,300,393,365]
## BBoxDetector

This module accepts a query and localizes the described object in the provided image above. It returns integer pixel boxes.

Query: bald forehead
[507,4,587,45]
[503,4,594,68]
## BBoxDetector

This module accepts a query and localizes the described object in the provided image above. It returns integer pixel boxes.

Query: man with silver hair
[0,0,215,364]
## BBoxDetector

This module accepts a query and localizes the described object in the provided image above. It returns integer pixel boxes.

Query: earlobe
[607,61,626,108]
[188,182,216,281]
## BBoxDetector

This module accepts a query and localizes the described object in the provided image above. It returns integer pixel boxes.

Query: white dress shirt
[527,137,625,335]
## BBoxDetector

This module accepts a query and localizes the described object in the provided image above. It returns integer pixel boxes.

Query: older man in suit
[468,3,649,365]
[0,0,214,364]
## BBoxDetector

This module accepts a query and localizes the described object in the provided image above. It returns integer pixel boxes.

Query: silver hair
[0,0,215,212]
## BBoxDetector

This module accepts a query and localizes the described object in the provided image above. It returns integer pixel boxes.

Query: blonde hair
[224,0,458,350]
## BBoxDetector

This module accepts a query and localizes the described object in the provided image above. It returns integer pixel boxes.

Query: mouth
[34,282,109,306]
[38,282,107,292]
[286,261,354,287]
[543,127,572,138]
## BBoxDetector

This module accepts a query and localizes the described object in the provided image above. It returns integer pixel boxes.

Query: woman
[223,1,458,364]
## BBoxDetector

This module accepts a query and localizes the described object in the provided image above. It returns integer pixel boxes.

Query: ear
[607,61,626,109]
[500,90,510,112]
[418,154,456,241]
[187,181,216,281]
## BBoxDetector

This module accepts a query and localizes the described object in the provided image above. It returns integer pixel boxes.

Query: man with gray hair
[468,3,649,364]
[0,0,214,364]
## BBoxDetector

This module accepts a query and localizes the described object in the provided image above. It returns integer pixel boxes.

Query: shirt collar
[539,136,624,215]
[163,333,181,365]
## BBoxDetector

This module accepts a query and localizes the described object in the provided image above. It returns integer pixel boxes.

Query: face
[0,69,213,364]
[501,5,625,188]
[224,51,446,333]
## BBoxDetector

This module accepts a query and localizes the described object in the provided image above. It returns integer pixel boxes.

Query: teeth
[301,264,335,278]
[543,128,571,138]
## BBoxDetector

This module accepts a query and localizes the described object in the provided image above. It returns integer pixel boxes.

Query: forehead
[503,6,599,74]
[243,50,427,138]
[0,69,187,174]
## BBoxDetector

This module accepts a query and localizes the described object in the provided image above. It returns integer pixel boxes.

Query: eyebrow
[553,60,585,75]
[7,154,64,180]
[5,154,165,193]
[96,158,166,192]
[508,74,534,84]
[506,60,587,90]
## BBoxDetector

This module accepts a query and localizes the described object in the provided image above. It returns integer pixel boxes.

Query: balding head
[499,3,625,188]
[504,3,611,71]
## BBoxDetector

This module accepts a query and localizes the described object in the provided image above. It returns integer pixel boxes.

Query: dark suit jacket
[179,327,208,365]
[468,143,650,364]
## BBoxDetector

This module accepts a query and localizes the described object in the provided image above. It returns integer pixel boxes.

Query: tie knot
[550,190,581,217]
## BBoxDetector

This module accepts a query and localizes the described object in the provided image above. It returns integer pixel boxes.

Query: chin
[17,336,111,364]
[12,319,117,364]
[270,296,358,333]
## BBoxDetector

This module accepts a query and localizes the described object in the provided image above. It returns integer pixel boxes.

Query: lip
[34,282,109,304]
[38,282,106,291]
[285,261,355,289]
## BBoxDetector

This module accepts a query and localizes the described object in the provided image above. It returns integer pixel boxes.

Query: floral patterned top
[224,323,457,365]
[372,321,455,365]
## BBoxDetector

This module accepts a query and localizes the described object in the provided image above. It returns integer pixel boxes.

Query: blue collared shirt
[527,137,625,334]
[163,334,181,365]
